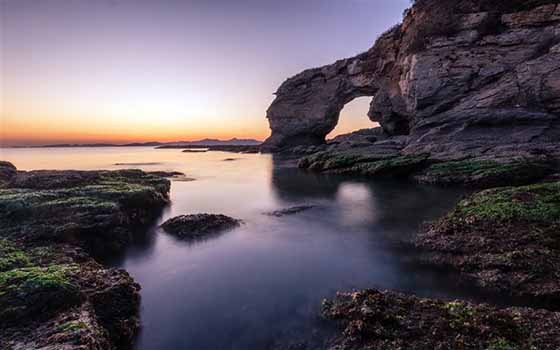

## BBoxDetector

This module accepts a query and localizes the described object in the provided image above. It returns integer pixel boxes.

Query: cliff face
[262,1,560,161]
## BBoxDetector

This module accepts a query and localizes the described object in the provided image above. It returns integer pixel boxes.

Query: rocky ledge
[296,133,558,187]
[416,179,560,309]
[322,289,560,350]
[0,161,170,350]
[160,214,241,239]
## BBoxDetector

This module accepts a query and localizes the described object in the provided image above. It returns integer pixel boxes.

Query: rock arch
[261,54,380,151]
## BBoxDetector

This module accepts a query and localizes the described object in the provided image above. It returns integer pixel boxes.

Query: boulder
[160,214,241,239]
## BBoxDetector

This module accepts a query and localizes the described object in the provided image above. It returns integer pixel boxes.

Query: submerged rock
[416,181,560,309]
[161,214,241,239]
[147,170,186,178]
[322,289,560,350]
[263,205,318,217]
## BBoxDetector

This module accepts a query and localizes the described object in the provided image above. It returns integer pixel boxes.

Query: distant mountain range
[13,138,262,148]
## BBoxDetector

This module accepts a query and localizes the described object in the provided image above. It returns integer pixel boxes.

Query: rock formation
[160,214,241,239]
[262,0,560,163]
[0,162,170,350]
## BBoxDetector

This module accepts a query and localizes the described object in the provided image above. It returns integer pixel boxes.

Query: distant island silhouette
[11,138,262,148]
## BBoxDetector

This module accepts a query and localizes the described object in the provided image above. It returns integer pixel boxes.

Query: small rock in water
[148,171,185,178]
[160,214,241,238]
[263,205,317,217]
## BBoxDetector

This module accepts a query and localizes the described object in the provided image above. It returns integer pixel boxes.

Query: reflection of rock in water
[361,181,466,239]
[270,156,343,202]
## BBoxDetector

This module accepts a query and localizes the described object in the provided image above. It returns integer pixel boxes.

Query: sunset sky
[1,0,409,146]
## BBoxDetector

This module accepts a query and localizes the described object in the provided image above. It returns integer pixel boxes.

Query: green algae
[418,158,552,186]
[58,320,89,332]
[0,264,78,291]
[487,338,518,350]
[351,154,429,176]
[0,264,81,323]
[453,181,560,223]
[0,239,31,272]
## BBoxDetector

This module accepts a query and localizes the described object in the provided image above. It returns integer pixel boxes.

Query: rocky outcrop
[416,180,560,309]
[0,162,170,350]
[160,214,241,239]
[262,0,560,167]
[0,166,170,255]
[322,289,560,350]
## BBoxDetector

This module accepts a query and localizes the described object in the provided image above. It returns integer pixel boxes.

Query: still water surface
[2,147,470,349]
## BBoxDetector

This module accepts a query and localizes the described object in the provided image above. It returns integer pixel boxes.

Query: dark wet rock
[147,170,185,178]
[416,181,560,309]
[263,205,318,217]
[298,143,557,186]
[0,242,141,350]
[0,162,166,350]
[414,156,556,187]
[0,161,17,185]
[0,167,170,254]
[161,214,241,239]
[298,146,428,178]
[262,1,560,181]
[322,289,560,350]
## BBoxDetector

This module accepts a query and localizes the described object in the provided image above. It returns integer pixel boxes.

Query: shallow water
[2,147,472,349]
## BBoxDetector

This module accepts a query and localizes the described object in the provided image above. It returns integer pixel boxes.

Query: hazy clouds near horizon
[1,0,409,146]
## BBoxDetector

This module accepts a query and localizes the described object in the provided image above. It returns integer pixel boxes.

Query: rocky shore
[322,289,560,350]
[0,161,170,350]
[257,0,560,348]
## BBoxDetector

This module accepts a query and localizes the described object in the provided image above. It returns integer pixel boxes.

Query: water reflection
[1,147,477,350]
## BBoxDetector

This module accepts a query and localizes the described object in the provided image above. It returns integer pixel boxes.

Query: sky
[1,0,409,146]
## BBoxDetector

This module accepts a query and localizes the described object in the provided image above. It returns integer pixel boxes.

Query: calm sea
[2,146,472,350]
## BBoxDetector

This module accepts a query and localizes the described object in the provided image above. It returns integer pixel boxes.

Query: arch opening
[327,96,379,140]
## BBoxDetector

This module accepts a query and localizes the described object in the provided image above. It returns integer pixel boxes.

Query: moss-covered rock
[414,158,554,187]
[298,148,429,178]
[0,264,81,326]
[0,239,31,272]
[0,165,170,254]
[416,181,560,308]
[322,289,560,350]
[0,163,158,349]
[349,154,429,177]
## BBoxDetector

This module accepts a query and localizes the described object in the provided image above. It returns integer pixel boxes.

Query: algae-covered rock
[0,163,163,350]
[322,289,560,350]
[0,165,170,254]
[161,214,241,239]
[416,181,560,308]
[414,157,554,187]
[0,264,81,326]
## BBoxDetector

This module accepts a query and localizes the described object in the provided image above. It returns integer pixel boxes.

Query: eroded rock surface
[322,289,560,350]
[263,0,560,171]
[0,162,170,350]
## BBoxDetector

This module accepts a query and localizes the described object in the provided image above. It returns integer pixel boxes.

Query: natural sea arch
[327,96,379,139]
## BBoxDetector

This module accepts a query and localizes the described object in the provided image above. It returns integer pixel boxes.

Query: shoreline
[1,158,559,349]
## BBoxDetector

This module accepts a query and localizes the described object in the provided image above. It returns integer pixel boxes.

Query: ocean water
[2,147,471,349]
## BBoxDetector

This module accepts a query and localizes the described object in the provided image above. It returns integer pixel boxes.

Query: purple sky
[1,0,410,145]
